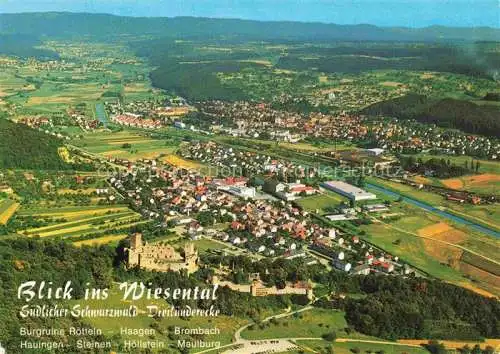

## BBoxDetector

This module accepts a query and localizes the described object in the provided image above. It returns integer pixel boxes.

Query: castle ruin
[127,233,198,274]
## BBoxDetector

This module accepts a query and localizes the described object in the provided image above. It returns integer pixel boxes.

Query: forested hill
[0,12,499,42]
[360,94,500,138]
[0,34,59,59]
[0,238,116,351]
[0,119,69,170]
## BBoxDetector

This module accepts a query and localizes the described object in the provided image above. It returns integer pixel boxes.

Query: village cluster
[106,99,190,129]
[193,101,499,159]
[108,156,413,279]
[308,82,409,110]
[178,141,321,180]
[199,100,364,143]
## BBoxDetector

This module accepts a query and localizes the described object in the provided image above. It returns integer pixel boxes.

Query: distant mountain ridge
[0,34,60,59]
[0,12,499,41]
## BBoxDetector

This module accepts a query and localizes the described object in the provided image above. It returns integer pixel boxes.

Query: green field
[24,211,139,238]
[17,203,143,240]
[242,308,369,341]
[359,201,500,296]
[74,130,179,161]
[296,191,348,213]
[18,204,130,218]
[360,219,464,281]
[191,238,229,253]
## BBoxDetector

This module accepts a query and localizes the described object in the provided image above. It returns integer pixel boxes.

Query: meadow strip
[0,199,20,225]
[73,234,128,247]
[24,211,135,234]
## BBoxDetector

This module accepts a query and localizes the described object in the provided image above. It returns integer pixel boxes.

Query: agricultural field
[0,66,32,98]
[441,174,500,195]
[397,339,500,351]
[0,40,161,119]
[18,204,129,218]
[161,153,214,174]
[460,252,500,277]
[74,130,179,161]
[0,198,20,224]
[17,204,142,240]
[367,177,500,231]
[359,202,500,297]
[406,167,500,196]
[296,339,430,354]
[22,211,137,238]
[405,154,500,195]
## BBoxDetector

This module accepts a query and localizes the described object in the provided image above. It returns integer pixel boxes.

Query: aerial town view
[0,1,499,353]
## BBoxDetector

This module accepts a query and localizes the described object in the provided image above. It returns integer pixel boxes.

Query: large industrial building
[320,181,377,202]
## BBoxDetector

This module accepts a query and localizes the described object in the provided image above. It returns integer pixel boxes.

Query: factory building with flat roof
[320,181,377,202]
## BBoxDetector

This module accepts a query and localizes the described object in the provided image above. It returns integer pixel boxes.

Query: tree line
[400,156,479,178]
[361,94,500,138]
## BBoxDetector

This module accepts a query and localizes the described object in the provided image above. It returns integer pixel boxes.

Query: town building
[321,181,376,201]
[364,148,385,156]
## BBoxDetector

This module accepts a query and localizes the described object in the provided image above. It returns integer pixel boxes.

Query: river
[95,103,108,127]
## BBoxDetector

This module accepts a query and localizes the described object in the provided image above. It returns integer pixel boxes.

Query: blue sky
[0,0,498,27]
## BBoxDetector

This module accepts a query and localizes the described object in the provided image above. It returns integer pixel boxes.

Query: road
[197,299,425,354]
[196,306,313,354]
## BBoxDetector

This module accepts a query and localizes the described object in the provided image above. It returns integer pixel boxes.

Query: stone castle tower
[128,233,143,265]
[127,233,198,274]
[130,232,143,248]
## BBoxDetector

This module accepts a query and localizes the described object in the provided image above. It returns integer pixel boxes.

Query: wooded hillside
[361,94,500,137]
[0,119,69,170]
